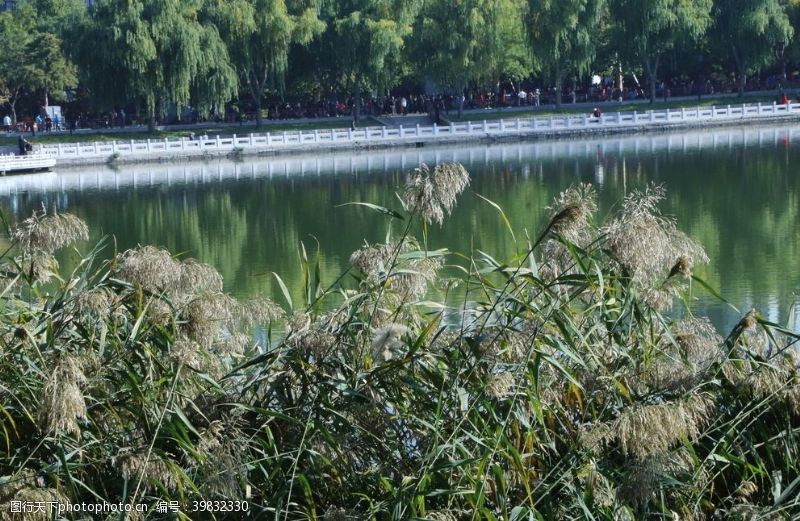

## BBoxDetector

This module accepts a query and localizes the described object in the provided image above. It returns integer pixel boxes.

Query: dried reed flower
[218,332,252,356]
[403,163,470,225]
[0,486,69,521]
[579,422,614,456]
[616,449,695,508]
[668,255,693,279]
[117,246,182,293]
[27,253,59,285]
[578,462,616,509]
[350,240,441,300]
[238,297,284,326]
[194,421,246,498]
[486,372,515,399]
[735,480,758,499]
[546,183,597,241]
[371,324,409,363]
[642,284,682,312]
[39,356,88,436]
[645,318,723,392]
[12,211,89,254]
[183,292,238,346]
[145,297,173,327]
[601,184,708,287]
[350,242,395,277]
[115,452,177,490]
[178,259,223,294]
[322,508,359,521]
[288,328,337,359]
[540,184,598,282]
[73,286,116,316]
[170,338,205,368]
[614,395,714,459]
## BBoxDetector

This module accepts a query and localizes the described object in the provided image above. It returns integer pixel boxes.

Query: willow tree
[712,0,793,96]
[608,0,712,103]
[0,9,33,124]
[312,0,422,121]
[0,2,77,121]
[412,0,531,116]
[528,0,605,108]
[74,0,238,129]
[203,0,323,127]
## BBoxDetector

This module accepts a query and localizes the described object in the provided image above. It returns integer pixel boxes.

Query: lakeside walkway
[29,100,800,167]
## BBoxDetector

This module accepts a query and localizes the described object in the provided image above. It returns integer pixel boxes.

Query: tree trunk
[554,66,563,109]
[10,100,17,125]
[353,80,361,122]
[458,85,465,117]
[732,46,745,98]
[644,56,659,105]
[44,86,49,108]
[254,97,262,128]
[147,99,156,132]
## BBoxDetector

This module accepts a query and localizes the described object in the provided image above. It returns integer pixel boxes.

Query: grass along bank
[0,164,798,519]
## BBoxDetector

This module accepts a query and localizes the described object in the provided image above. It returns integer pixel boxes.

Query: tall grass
[0,164,798,520]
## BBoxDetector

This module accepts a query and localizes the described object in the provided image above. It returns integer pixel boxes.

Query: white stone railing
[38,101,800,162]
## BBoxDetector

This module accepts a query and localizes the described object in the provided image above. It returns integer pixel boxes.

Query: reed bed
[0,163,798,520]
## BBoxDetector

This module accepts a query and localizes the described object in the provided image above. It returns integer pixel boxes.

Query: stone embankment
[33,101,800,167]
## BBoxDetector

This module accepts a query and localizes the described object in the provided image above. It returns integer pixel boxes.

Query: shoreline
[27,106,800,169]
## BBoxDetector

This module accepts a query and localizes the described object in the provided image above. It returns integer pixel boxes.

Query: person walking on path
[18,135,31,156]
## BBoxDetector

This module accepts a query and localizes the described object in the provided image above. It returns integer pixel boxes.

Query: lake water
[1,123,799,333]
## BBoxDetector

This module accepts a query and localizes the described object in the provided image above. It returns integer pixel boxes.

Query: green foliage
[306,0,422,118]
[712,0,794,95]
[412,0,531,95]
[0,2,77,121]
[73,0,238,125]
[527,0,606,107]
[608,0,713,102]
[203,0,324,126]
[1,166,799,519]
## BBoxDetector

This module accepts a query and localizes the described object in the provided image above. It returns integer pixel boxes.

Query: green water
[1,124,798,331]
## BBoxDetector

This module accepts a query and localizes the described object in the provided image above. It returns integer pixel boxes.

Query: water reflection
[0,122,798,332]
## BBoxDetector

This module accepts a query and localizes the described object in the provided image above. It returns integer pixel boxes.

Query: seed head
[668,255,693,279]
[646,318,722,392]
[39,356,88,436]
[178,259,224,294]
[73,287,116,316]
[183,292,238,346]
[238,297,284,326]
[170,338,205,368]
[614,395,714,459]
[371,323,409,363]
[545,183,597,241]
[735,480,758,499]
[403,163,470,225]
[12,211,89,254]
[115,452,177,490]
[486,372,515,399]
[117,246,183,293]
[602,184,708,287]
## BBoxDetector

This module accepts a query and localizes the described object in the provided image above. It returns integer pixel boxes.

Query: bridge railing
[38,101,800,161]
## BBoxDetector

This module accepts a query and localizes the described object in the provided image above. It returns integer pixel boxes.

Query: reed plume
[403,162,470,225]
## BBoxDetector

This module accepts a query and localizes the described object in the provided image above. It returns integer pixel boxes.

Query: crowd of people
[4,73,800,139]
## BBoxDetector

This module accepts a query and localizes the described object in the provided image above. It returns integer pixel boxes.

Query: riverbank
[18,101,800,167]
